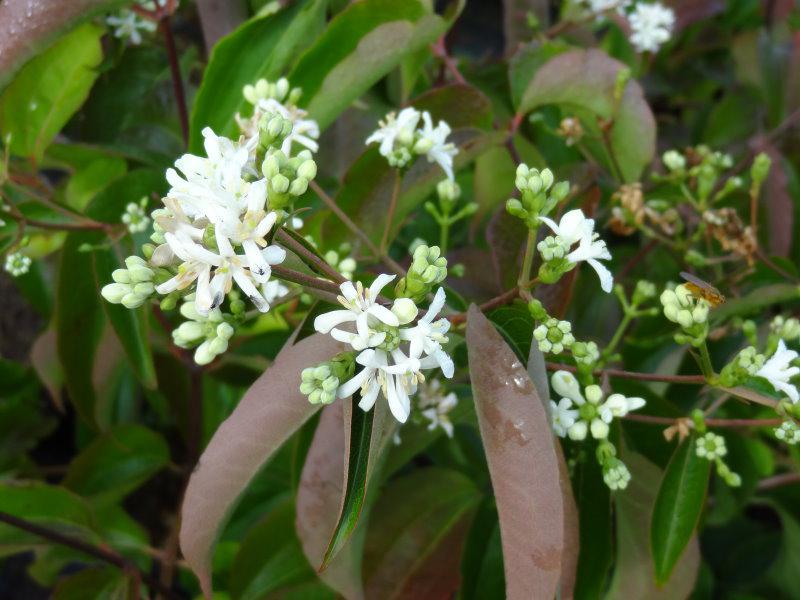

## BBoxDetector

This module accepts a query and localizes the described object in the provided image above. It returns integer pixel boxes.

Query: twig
[545,361,707,384]
[272,264,342,296]
[160,17,189,147]
[623,413,782,428]
[275,228,346,284]
[430,36,466,84]
[308,180,405,277]
[0,511,182,600]
[757,472,800,491]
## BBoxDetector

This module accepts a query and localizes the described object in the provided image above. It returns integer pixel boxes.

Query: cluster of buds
[261,149,317,210]
[718,347,765,387]
[323,244,357,281]
[256,111,294,158]
[657,146,750,208]
[533,317,575,355]
[572,340,600,368]
[243,77,302,108]
[4,252,31,277]
[172,298,235,365]
[695,431,740,487]
[660,284,709,346]
[506,165,569,229]
[122,197,150,234]
[395,244,447,303]
[596,441,631,491]
[300,354,356,405]
[101,256,155,309]
[770,315,800,344]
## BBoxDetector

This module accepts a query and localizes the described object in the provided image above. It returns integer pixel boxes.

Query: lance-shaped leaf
[466,305,564,600]
[607,452,700,600]
[517,48,656,182]
[289,0,449,130]
[179,333,343,598]
[650,435,710,584]
[188,0,327,152]
[296,392,394,598]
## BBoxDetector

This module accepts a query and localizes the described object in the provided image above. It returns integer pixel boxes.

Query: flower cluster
[538,209,614,293]
[172,297,234,365]
[307,274,453,423]
[627,2,675,53]
[122,197,151,234]
[418,379,458,438]
[366,108,458,180]
[533,317,575,355]
[775,420,800,445]
[550,370,645,441]
[237,77,320,157]
[756,339,799,403]
[101,256,155,309]
[4,252,31,277]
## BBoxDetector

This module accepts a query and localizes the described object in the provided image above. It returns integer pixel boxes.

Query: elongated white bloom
[551,398,579,437]
[628,2,674,53]
[757,339,800,403]
[400,287,454,377]
[539,208,614,292]
[366,107,421,158]
[415,111,458,181]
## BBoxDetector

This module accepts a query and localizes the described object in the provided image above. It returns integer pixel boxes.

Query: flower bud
[112,269,131,284]
[101,283,130,304]
[751,152,771,187]
[391,298,418,325]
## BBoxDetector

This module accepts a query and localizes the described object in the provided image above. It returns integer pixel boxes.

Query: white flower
[4,252,31,277]
[419,379,458,437]
[414,112,458,181]
[628,2,675,53]
[262,279,290,304]
[757,339,800,403]
[122,199,150,234]
[337,348,422,423]
[588,0,630,13]
[106,9,156,45]
[539,209,614,292]
[551,398,579,437]
[314,274,400,351]
[603,459,631,490]
[400,287,454,378]
[366,107,421,158]
[597,393,645,422]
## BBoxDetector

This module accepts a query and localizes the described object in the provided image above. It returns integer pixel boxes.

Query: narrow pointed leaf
[320,394,374,570]
[650,435,710,584]
[607,452,700,600]
[466,305,564,600]
[179,333,343,598]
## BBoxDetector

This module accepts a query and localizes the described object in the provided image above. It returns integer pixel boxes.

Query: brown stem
[430,36,466,84]
[545,361,707,384]
[275,228,346,284]
[757,472,800,491]
[623,413,783,428]
[272,264,342,296]
[0,511,182,599]
[308,180,405,277]
[161,18,189,147]
[449,287,520,325]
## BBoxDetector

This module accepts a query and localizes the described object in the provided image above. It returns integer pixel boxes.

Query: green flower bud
[101,283,130,304]
[751,152,771,187]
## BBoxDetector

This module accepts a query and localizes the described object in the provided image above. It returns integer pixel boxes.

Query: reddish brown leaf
[466,305,564,599]
[179,333,343,598]
[0,0,119,90]
[754,139,793,257]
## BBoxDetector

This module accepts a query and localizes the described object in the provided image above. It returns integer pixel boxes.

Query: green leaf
[189,0,328,152]
[290,0,448,130]
[180,333,343,598]
[0,23,104,161]
[488,304,534,362]
[572,444,611,599]
[466,305,565,599]
[650,435,710,584]
[53,566,134,600]
[362,467,480,598]
[606,452,700,600]
[517,48,656,182]
[460,500,505,600]
[320,394,374,570]
[0,481,99,555]
[63,424,170,503]
[230,495,328,600]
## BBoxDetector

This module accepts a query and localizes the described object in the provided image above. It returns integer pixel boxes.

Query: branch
[623,413,783,428]
[0,511,182,600]
[275,228,346,284]
[545,361,707,384]
[449,287,520,325]
[160,17,189,147]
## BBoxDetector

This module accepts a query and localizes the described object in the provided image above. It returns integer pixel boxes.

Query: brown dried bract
[703,208,757,265]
